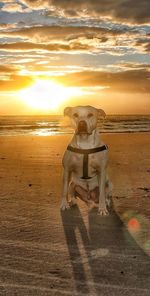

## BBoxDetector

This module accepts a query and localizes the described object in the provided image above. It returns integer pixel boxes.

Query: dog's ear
[97,108,106,118]
[64,107,72,117]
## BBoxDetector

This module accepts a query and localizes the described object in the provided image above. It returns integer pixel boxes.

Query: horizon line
[0,114,150,117]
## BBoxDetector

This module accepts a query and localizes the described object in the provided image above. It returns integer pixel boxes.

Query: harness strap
[83,153,89,179]
[67,145,108,154]
[67,144,108,179]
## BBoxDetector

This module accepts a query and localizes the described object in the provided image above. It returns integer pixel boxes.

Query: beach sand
[0,133,150,295]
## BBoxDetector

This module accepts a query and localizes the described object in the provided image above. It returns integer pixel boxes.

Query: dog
[60,105,113,215]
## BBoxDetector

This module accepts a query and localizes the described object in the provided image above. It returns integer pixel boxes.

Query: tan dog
[60,106,112,215]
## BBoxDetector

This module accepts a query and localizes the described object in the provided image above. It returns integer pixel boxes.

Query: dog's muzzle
[77,120,88,134]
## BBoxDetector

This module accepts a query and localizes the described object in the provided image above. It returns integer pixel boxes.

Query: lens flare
[128,218,140,232]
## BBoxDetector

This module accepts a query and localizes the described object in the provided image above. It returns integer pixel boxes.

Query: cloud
[1,39,141,55]
[1,2,25,12]
[0,41,94,52]
[55,69,150,93]
[0,74,34,91]
[21,0,150,24]
[0,24,142,55]
[145,43,150,52]
[0,23,16,29]
[0,25,129,42]
[0,65,17,73]
[135,38,150,52]
[116,62,150,70]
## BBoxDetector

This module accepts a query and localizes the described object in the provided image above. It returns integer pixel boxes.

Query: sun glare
[19,79,82,111]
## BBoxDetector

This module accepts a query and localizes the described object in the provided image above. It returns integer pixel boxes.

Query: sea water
[0,115,150,136]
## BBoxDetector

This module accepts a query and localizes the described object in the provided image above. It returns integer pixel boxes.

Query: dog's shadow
[61,204,149,295]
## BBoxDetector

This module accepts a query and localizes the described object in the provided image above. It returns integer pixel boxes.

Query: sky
[0,0,150,115]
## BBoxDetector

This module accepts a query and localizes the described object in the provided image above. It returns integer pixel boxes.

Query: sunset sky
[0,0,150,115]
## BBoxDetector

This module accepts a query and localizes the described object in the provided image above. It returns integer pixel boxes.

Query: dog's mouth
[77,120,88,134]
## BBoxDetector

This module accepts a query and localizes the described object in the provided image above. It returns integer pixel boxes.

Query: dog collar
[67,144,108,179]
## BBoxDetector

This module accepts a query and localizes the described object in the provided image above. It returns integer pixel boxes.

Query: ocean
[0,115,150,136]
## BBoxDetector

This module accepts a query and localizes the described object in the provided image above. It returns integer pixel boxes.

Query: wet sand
[0,133,150,295]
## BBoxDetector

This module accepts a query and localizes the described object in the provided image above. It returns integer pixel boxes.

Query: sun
[19,79,82,111]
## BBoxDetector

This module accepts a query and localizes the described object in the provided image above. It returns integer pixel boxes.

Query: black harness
[67,144,108,179]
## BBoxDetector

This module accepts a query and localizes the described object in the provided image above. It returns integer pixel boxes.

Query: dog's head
[64,105,106,135]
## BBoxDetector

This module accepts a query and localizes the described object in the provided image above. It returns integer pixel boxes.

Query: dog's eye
[73,113,78,118]
[87,113,93,118]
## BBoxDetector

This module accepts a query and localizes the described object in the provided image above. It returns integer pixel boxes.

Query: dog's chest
[69,152,100,176]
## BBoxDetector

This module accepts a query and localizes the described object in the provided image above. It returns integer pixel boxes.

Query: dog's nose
[79,120,87,127]
[78,120,88,133]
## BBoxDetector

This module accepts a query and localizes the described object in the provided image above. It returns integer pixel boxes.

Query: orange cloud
[0,69,149,93]
[55,69,150,93]
[0,41,94,52]
[0,74,34,91]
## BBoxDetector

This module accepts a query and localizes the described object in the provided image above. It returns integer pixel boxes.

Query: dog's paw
[69,197,77,207]
[98,207,109,216]
[60,200,70,211]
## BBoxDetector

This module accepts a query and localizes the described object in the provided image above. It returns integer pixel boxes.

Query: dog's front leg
[98,167,109,216]
[60,169,71,210]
